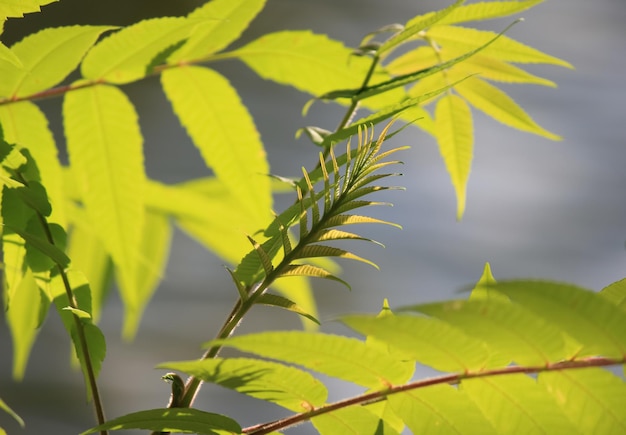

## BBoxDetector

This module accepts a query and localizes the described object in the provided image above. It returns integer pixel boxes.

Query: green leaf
[389,385,497,434]
[4,25,114,97]
[62,306,92,319]
[270,275,319,331]
[0,397,24,429]
[280,264,350,289]
[158,357,327,412]
[426,25,573,67]
[599,277,626,312]
[343,314,490,372]
[13,180,51,217]
[256,293,320,325]
[378,0,464,56]
[5,267,45,380]
[463,374,580,433]
[0,101,67,225]
[212,331,414,388]
[455,54,556,86]
[0,0,56,20]
[80,408,241,435]
[70,322,106,399]
[404,297,580,366]
[168,0,267,63]
[23,220,66,272]
[293,244,378,269]
[63,84,146,326]
[233,30,373,96]
[433,93,473,220]
[65,205,113,324]
[312,406,401,435]
[7,223,70,268]
[426,0,543,26]
[489,280,626,357]
[122,210,172,340]
[455,77,560,139]
[81,17,201,84]
[539,368,626,433]
[162,66,271,220]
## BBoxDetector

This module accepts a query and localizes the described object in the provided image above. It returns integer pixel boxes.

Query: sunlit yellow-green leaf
[463,374,580,433]
[123,210,172,340]
[0,101,66,225]
[65,203,112,324]
[378,0,464,56]
[540,368,626,433]
[233,30,372,96]
[0,0,57,20]
[6,25,114,97]
[81,17,203,84]
[159,357,327,412]
[426,25,572,68]
[64,84,146,329]
[168,0,266,63]
[162,66,271,220]
[5,267,45,380]
[406,298,580,367]
[389,385,497,434]
[599,277,626,312]
[343,314,489,372]
[433,93,473,220]
[212,331,414,388]
[431,0,543,26]
[456,54,556,86]
[455,77,560,139]
[490,280,626,357]
[312,406,401,435]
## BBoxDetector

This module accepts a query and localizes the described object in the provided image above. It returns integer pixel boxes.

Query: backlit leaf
[212,331,414,388]
[80,408,241,435]
[6,25,114,97]
[389,385,497,434]
[455,77,560,139]
[0,0,57,20]
[64,84,146,327]
[539,368,626,433]
[312,406,401,435]
[427,0,543,26]
[0,101,66,225]
[463,374,579,433]
[256,293,320,325]
[81,17,202,83]
[233,30,372,96]
[426,25,572,67]
[343,314,490,372]
[158,357,327,412]
[433,93,473,220]
[490,280,626,357]
[162,66,271,220]
[599,277,626,312]
[169,0,267,63]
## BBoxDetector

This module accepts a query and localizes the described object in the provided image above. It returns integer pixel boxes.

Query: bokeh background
[1,0,625,433]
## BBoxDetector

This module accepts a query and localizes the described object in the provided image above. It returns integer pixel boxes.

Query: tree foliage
[0,0,623,434]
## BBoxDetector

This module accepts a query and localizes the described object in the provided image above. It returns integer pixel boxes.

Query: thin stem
[243,356,625,435]
[15,173,107,434]
[173,52,384,412]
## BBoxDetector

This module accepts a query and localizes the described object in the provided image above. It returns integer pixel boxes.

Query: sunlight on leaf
[433,93,473,220]
[159,357,327,412]
[312,406,401,435]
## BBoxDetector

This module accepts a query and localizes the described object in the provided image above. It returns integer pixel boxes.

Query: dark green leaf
[256,293,320,325]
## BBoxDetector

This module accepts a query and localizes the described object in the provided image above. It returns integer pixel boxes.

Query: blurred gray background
[1,0,625,433]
